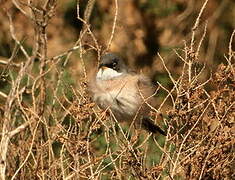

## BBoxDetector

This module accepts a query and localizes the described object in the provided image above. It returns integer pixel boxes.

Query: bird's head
[96,53,128,80]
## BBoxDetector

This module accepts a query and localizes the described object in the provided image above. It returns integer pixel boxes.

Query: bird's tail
[142,117,167,136]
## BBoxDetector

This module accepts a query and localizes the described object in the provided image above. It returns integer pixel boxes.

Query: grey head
[99,53,128,73]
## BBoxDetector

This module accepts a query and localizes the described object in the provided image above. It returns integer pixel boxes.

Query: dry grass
[0,0,234,179]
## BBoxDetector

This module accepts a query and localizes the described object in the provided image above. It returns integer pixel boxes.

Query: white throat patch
[96,68,123,80]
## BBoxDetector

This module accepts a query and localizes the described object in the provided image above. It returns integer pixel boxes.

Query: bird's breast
[94,77,141,118]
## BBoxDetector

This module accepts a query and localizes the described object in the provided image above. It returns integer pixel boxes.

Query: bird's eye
[112,62,117,69]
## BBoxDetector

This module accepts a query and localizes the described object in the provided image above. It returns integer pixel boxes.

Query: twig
[195,21,208,59]
[106,0,118,52]
[11,121,40,179]
[190,0,209,51]
[0,92,7,99]
[171,102,211,177]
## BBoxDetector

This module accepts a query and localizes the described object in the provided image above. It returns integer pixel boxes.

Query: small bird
[89,53,166,135]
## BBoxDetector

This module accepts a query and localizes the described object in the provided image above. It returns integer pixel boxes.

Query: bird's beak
[98,63,104,69]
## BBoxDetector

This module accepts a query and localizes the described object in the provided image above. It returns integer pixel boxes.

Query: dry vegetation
[0,0,234,180]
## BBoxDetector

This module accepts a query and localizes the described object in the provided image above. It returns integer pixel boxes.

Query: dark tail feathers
[142,117,167,136]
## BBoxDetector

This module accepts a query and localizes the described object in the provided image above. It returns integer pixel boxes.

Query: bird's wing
[136,75,156,105]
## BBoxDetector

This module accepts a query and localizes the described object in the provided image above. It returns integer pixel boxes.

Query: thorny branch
[0,0,234,179]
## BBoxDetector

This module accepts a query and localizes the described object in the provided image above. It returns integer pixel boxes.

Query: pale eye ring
[112,62,117,69]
